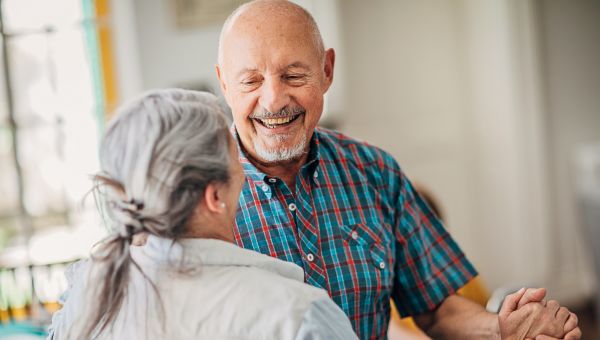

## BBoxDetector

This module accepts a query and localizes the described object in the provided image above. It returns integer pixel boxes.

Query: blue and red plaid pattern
[233,127,477,340]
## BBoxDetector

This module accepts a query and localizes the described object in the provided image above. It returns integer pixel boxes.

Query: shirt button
[288,203,297,211]
[268,178,277,183]
[379,262,386,269]
[351,231,359,240]
[261,184,269,192]
[306,253,315,262]
[313,171,319,178]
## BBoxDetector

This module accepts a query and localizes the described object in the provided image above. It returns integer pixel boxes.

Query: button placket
[257,182,272,199]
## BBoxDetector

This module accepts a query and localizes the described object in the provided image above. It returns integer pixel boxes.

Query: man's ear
[323,48,335,91]
[203,183,226,214]
[216,64,228,97]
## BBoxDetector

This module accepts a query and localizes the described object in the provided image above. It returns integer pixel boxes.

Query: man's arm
[413,289,580,340]
[414,294,500,340]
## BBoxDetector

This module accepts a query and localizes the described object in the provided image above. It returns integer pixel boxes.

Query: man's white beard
[254,132,307,162]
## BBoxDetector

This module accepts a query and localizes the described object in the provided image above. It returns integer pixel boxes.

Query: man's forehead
[228,18,314,46]
[222,30,319,77]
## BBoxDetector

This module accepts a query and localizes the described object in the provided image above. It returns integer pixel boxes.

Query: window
[0,0,114,328]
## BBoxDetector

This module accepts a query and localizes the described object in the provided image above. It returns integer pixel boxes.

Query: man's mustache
[249,105,305,119]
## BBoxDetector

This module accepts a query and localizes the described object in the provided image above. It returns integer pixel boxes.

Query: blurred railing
[0,260,76,336]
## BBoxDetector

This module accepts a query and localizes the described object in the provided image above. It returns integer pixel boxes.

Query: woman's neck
[183,220,234,243]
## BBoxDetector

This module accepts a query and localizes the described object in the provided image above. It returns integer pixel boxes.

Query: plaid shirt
[234,127,477,340]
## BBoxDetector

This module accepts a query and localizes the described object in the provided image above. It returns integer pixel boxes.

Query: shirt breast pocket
[338,223,393,304]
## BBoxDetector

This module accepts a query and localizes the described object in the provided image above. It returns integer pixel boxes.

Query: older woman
[48,89,356,339]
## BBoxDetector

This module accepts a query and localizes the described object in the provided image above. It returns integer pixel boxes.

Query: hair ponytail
[70,177,145,339]
[72,235,133,339]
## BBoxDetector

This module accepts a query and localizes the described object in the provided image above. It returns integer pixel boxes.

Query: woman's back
[50,236,355,340]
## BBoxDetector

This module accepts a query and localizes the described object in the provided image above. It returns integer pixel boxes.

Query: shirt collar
[140,234,305,282]
[230,126,322,183]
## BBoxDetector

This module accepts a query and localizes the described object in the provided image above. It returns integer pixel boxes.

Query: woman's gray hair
[71,89,232,339]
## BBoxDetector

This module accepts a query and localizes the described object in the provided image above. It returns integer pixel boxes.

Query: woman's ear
[203,183,227,214]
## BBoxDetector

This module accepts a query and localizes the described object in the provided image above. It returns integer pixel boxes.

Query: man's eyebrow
[235,68,258,78]
[285,62,310,71]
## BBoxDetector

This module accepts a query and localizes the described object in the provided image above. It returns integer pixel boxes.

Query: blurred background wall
[539,0,600,303]
[0,0,598,334]
[109,0,600,304]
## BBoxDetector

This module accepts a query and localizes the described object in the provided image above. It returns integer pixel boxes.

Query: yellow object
[10,306,27,321]
[456,275,489,307]
[390,276,489,334]
[43,302,62,313]
[95,0,119,115]
[0,309,9,324]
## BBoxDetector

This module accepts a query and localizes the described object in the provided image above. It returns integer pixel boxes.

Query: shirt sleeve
[390,165,478,317]
[294,298,359,340]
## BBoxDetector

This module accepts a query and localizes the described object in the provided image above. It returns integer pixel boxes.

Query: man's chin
[253,140,307,163]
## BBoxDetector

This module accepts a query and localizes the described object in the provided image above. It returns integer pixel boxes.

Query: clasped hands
[499,287,581,340]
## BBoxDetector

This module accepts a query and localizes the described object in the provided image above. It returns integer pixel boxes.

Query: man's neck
[247,152,309,191]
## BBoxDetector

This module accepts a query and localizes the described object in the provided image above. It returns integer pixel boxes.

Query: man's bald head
[217,0,325,65]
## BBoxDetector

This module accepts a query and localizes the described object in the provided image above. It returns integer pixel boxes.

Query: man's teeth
[259,116,295,127]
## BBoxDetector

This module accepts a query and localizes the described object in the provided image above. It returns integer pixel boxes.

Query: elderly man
[216,1,581,339]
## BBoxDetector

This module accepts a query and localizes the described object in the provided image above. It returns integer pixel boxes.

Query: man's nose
[259,78,290,113]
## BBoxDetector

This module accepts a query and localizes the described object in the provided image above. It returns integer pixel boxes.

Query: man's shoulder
[315,127,399,171]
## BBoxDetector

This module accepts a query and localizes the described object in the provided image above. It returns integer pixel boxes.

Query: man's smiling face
[216,1,334,164]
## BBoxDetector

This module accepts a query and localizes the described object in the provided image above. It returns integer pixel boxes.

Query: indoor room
[0,0,598,339]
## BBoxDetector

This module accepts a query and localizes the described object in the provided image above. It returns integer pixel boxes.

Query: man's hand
[526,312,581,340]
[498,288,581,340]
[516,288,581,340]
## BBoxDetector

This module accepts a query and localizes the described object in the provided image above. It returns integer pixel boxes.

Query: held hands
[498,288,581,340]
